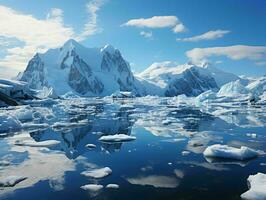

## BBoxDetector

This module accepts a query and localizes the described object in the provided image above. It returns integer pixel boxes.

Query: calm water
[0,97,265,200]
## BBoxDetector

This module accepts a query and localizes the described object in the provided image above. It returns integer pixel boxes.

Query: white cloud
[122,16,186,33]
[172,23,186,33]
[76,0,106,41]
[186,45,266,64]
[140,31,153,38]
[47,8,64,23]
[0,1,106,77]
[177,30,230,42]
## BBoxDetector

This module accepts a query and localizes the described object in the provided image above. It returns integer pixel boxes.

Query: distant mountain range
[18,39,243,97]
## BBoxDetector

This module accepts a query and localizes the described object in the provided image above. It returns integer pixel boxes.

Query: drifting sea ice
[106,184,119,189]
[0,175,27,187]
[203,144,262,160]
[80,184,103,191]
[241,173,266,200]
[99,134,136,142]
[85,144,96,149]
[9,106,33,121]
[81,167,112,179]
[0,113,22,133]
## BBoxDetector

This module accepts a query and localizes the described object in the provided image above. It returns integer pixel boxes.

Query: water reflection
[0,97,265,200]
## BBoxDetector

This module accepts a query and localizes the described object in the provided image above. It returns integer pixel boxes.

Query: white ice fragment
[86,144,96,149]
[22,123,49,129]
[81,167,112,179]
[0,175,27,187]
[246,133,257,138]
[106,184,119,189]
[203,144,261,160]
[99,134,136,142]
[182,151,190,156]
[80,184,103,191]
[241,173,266,200]
[0,114,22,132]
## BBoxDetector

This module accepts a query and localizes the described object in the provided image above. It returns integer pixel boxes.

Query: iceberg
[99,134,136,142]
[203,144,261,160]
[241,173,266,200]
[217,80,248,97]
[106,184,119,189]
[0,113,22,133]
[81,167,112,179]
[80,184,103,191]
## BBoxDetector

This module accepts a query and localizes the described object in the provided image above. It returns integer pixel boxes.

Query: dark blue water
[0,97,265,200]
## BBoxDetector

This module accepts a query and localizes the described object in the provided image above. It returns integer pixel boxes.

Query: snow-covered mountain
[138,61,239,97]
[18,39,244,97]
[19,39,140,96]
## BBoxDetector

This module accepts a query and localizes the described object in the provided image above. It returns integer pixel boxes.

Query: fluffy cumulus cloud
[122,16,186,33]
[0,0,106,78]
[186,45,266,64]
[140,31,153,38]
[177,29,230,42]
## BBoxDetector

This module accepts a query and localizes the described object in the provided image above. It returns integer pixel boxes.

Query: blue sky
[0,0,266,78]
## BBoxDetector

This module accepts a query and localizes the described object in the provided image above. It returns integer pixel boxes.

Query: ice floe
[106,184,119,189]
[85,144,96,149]
[80,184,103,191]
[203,144,262,160]
[0,114,22,133]
[0,175,27,187]
[99,134,136,142]
[81,167,112,179]
[241,173,266,200]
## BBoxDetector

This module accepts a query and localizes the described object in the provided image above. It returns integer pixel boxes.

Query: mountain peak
[61,39,83,51]
[101,44,116,54]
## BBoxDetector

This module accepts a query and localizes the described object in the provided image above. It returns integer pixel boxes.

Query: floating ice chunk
[0,175,27,187]
[10,106,33,121]
[203,144,261,160]
[86,144,96,149]
[80,184,103,191]
[15,139,60,147]
[106,184,119,189]
[81,167,112,179]
[0,114,22,133]
[182,151,190,156]
[217,80,248,97]
[196,90,217,103]
[22,123,49,129]
[246,133,257,138]
[36,86,58,99]
[99,134,136,142]
[241,173,266,200]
